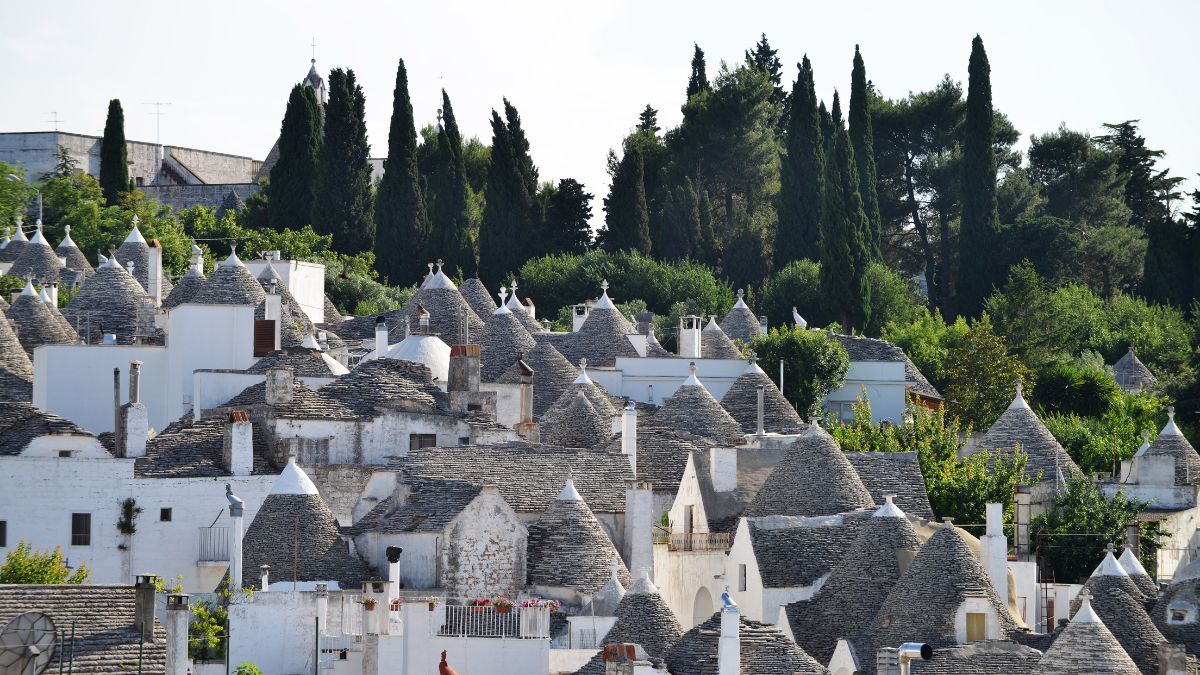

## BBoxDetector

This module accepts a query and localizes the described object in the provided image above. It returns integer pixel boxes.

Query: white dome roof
[384,334,451,381]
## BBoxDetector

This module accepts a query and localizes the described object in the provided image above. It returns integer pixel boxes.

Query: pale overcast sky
[2,0,1197,215]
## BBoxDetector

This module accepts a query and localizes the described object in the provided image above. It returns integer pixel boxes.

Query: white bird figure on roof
[792,307,807,328]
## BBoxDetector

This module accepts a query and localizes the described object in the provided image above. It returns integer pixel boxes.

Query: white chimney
[134,574,158,644]
[571,303,590,332]
[147,241,163,306]
[374,316,388,358]
[710,447,738,493]
[259,564,270,592]
[755,385,765,437]
[624,481,654,581]
[386,546,402,606]
[679,315,702,358]
[226,484,244,592]
[48,282,58,306]
[223,412,254,476]
[718,593,740,675]
[622,401,638,474]
[980,502,1009,608]
[315,584,329,634]
[164,594,190,675]
[758,315,768,337]
[122,360,148,458]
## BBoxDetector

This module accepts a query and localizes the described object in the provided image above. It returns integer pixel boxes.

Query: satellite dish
[0,612,57,675]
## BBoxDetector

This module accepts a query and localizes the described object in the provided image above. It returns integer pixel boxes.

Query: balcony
[198,527,229,564]
[438,604,550,639]
[663,532,732,552]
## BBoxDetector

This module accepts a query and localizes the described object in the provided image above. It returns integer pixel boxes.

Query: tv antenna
[142,101,172,145]
[43,113,64,132]
[0,611,57,675]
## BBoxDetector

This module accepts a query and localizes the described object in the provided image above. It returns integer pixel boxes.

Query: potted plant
[359,598,377,611]
[469,598,491,613]
[493,597,514,614]
[389,598,403,611]
[426,597,439,611]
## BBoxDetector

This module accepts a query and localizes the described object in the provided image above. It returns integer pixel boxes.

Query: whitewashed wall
[826,360,908,423]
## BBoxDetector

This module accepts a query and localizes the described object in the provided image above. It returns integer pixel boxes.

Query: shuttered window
[253,320,276,357]
[71,513,91,546]
[966,612,986,642]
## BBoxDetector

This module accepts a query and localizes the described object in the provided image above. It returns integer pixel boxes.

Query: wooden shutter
[253,320,276,357]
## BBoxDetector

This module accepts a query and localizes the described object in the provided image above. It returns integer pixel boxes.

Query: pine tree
[1097,120,1184,231]
[428,90,476,276]
[313,68,374,254]
[373,59,428,285]
[687,44,710,98]
[478,108,530,284]
[745,33,785,109]
[99,99,129,205]
[849,45,882,259]
[602,146,651,254]
[819,94,871,331]
[956,35,1002,317]
[544,178,593,254]
[637,105,660,134]
[269,84,321,232]
[776,56,824,268]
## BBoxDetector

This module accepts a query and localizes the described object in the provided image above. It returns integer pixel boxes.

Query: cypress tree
[1143,218,1191,306]
[314,68,375,254]
[269,84,321,231]
[819,94,871,332]
[775,56,824,267]
[659,178,702,261]
[601,146,651,254]
[502,99,542,256]
[849,45,882,259]
[637,105,660,134]
[697,187,716,266]
[544,178,593,254]
[99,99,129,205]
[428,90,476,276]
[373,59,428,284]
[957,35,1002,316]
[478,108,529,284]
[687,44,710,98]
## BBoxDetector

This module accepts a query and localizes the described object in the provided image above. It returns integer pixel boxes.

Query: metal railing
[198,527,229,562]
[667,532,733,552]
[341,594,363,636]
[437,605,550,639]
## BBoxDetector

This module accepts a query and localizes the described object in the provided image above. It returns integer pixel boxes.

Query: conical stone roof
[62,259,152,344]
[576,575,683,674]
[8,227,64,282]
[745,427,874,517]
[720,290,761,342]
[504,290,543,333]
[336,269,484,342]
[1114,347,1157,393]
[257,266,318,348]
[968,384,1082,480]
[720,356,806,433]
[240,459,373,590]
[192,252,266,306]
[0,222,28,264]
[651,365,744,445]
[162,267,206,309]
[540,391,610,449]
[6,285,78,355]
[665,610,827,675]
[787,497,923,665]
[859,524,1018,655]
[56,226,94,277]
[526,479,632,594]
[458,277,496,320]
[496,340,577,418]
[1072,550,1168,674]
[321,295,343,324]
[477,306,536,382]
[1041,590,1140,675]
[1119,547,1159,601]
[113,220,173,296]
[572,283,638,366]
[1151,576,1200,656]
[1144,408,1200,485]
[539,361,621,421]
[701,316,742,359]
[0,313,34,380]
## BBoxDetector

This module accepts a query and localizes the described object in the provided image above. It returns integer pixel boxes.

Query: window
[58,450,73,458]
[683,506,694,535]
[409,434,437,450]
[71,513,91,546]
[1169,603,1197,625]
[965,612,986,642]
[458,437,470,446]
[160,508,172,522]
[467,404,482,412]
[135,176,144,187]
[738,564,748,592]
[0,521,6,547]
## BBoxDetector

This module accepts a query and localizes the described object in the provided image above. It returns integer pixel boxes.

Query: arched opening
[692,586,715,627]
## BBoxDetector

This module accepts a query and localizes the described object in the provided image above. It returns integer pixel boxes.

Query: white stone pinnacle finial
[510,279,518,292]
[600,279,609,293]
[1016,380,1023,397]
[498,286,509,304]
[64,224,70,235]
[737,288,744,299]
[131,214,139,226]
[1144,429,1151,443]
[1169,406,1176,421]
[689,361,697,374]
[749,350,757,365]
[436,259,444,272]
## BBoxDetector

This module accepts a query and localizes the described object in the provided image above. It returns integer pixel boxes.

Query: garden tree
[863,262,921,337]
[957,35,1002,317]
[749,326,849,420]
[601,145,651,254]
[637,105,660,134]
[881,308,970,393]
[268,84,322,232]
[479,108,533,283]
[427,90,476,276]
[1027,126,1130,231]
[775,56,824,268]
[623,121,670,256]
[1034,361,1120,420]
[941,317,1032,429]
[237,178,271,231]
[819,94,872,332]
[543,178,593,254]
[1097,121,1184,232]
[849,45,882,258]
[760,259,824,329]
[696,188,716,266]
[1044,391,1167,475]
[0,161,32,221]
[657,178,702,261]
[1141,216,1192,307]
[744,33,786,125]
[373,59,428,284]
[99,99,130,205]
[0,542,90,584]
[313,68,374,254]
[686,43,710,98]
[829,398,1035,532]
[504,100,540,207]
[1032,477,1162,582]
[996,168,1045,225]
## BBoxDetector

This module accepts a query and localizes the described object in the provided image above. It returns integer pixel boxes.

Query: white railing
[436,605,550,639]
[341,594,363,636]
[668,532,733,552]
[198,527,229,562]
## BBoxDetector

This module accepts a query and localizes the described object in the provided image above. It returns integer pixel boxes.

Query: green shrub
[1034,361,1120,418]
[749,326,848,420]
